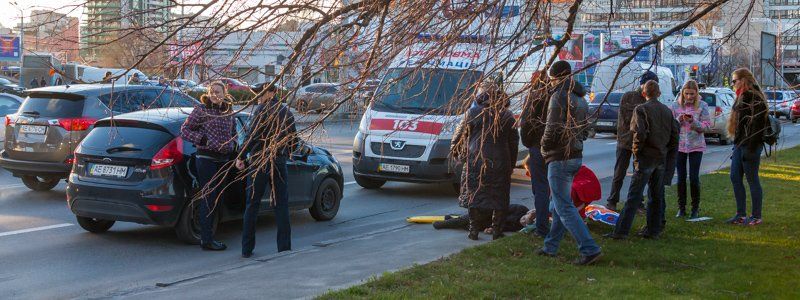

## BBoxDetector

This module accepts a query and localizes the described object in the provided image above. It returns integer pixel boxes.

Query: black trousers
[614,160,665,236]
[242,156,291,254]
[607,147,633,205]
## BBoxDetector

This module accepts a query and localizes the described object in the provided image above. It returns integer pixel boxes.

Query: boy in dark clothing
[607,80,679,239]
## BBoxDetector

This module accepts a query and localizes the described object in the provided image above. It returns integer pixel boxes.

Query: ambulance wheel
[354,175,385,189]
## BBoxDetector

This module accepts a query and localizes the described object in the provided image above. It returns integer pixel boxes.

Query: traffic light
[689,65,699,78]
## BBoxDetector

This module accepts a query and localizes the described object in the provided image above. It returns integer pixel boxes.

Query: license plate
[20,125,46,135]
[90,164,129,178]
[379,163,410,174]
[596,121,614,126]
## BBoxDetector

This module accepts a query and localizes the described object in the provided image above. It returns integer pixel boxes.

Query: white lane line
[606,141,618,145]
[795,123,800,127]
[0,184,26,190]
[0,223,73,237]
[344,181,357,185]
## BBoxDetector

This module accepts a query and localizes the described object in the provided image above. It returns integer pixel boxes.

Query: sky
[0,0,84,28]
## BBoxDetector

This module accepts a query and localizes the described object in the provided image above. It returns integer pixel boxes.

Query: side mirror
[292,142,314,160]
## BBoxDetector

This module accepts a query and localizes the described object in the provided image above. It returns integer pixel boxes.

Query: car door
[287,142,318,207]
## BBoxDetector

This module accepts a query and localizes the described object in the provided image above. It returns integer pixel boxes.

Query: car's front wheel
[76,216,114,233]
[309,178,341,221]
[21,176,60,191]
[175,199,218,245]
[354,174,385,189]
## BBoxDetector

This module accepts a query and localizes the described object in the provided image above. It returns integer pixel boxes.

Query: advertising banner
[0,35,21,62]
[630,34,653,62]
[661,36,712,65]
[556,33,584,62]
[600,33,632,58]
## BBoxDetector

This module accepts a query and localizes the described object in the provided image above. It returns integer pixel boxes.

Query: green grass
[320,147,800,299]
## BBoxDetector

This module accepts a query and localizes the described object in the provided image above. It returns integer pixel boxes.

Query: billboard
[600,33,632,58]
[556,33,584,62]
[630,34,653,62]
[661,36,712,65]
[0,35,21,62]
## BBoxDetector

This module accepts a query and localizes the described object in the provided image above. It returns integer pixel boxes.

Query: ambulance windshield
[372,68,481,116]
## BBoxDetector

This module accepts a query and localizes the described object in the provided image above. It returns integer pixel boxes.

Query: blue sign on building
[0,35,20,62]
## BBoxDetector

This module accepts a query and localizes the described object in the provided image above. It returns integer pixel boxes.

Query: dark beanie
[640,70,659,85]
[549,61,572,78]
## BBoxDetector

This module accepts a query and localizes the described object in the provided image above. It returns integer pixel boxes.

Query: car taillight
[793,101,800,109]
[5,116,14,126]
[57,118,97,131]
[715,106,723,117]
[151,137,184,170]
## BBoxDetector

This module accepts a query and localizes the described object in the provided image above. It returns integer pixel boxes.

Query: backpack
[763,114,781,157]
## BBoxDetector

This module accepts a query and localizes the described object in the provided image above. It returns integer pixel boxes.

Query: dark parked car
[0,84,199,191]
[66,108,343,243]
[587,92,625,136]
[0,77,24,95]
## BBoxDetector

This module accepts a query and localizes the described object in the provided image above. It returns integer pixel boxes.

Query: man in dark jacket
[606,71,658,211]
[519,71,551,237]
[235,83,298,257]
[607,80,679,239]
[538,61,601,266]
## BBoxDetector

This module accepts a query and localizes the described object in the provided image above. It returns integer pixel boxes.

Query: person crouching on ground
[180,81,237,251]
[606,80,679,240]
[450,79,519,241]
[537,61,602,266]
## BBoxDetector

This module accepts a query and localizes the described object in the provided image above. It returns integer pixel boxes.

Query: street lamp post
[11,1,24,86]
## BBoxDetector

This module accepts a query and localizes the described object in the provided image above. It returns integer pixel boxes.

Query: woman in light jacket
[669,80,711,219]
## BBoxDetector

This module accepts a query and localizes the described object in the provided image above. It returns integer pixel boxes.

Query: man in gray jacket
[538,61,601,266]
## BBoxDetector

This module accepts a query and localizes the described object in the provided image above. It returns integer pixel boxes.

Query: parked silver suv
[699,87,736,145]
[764,90,798,120]
[1,84,198,191]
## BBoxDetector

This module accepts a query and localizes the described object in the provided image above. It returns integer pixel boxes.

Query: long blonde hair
[678,80,700,109]
[727,68,766,137]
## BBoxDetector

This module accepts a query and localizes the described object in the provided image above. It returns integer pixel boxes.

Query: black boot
[676,181,687,218]
[491,210,505,240]
[690,183,701,219]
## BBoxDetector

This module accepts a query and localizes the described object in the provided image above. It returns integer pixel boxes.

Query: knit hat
[549,61,572,78]
[640,70,659,85]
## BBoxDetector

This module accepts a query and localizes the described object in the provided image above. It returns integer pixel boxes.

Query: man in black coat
[538,61,601,266]
[236,83,298,257]
[606,71,658,210]
[607,80,679,239]
[519,71,551,237]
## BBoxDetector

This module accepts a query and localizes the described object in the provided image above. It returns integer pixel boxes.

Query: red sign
[369,118,444,135]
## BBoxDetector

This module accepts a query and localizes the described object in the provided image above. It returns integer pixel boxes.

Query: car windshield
[19,96,84,118]
[765,91,783,101]
[372,68,481,116]
[590,93,623,105]
[700,92,715,106]
[0,78,11,85]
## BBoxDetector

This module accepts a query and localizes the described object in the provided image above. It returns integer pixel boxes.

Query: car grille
[370,142,425,158]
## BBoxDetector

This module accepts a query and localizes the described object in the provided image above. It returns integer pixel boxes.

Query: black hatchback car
[1,84,199,191]
[66,108,343,244]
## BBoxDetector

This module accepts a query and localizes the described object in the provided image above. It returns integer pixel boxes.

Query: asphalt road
[1,119,799,299]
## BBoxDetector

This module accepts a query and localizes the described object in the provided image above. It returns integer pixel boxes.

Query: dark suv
[0,84,198,191]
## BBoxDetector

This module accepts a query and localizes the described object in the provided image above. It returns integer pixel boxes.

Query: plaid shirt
[180,105,236,154]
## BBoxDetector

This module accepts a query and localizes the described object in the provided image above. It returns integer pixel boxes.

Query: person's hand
[235,159,245,170]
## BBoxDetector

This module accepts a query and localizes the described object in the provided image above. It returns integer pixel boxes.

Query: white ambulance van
[352,42,543,191]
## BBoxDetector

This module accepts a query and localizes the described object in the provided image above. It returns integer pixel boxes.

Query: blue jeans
[730,146,763,218]
[195,157,228,243]
[526,147,550,236]
[614,160,665,236]
[242,156,291,254]
[543,158,601,256]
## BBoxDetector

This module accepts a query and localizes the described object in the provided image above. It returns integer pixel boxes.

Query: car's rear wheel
[175,199,219,245]
[309,178,341,221]
[21,176,59,191]
[76,216,114,233]
[354,174,385,189]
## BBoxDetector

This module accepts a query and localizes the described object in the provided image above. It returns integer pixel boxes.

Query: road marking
[344,181,357,186]
[0,223,73,237]
[607,141,618,145]
[0,184,26,190]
